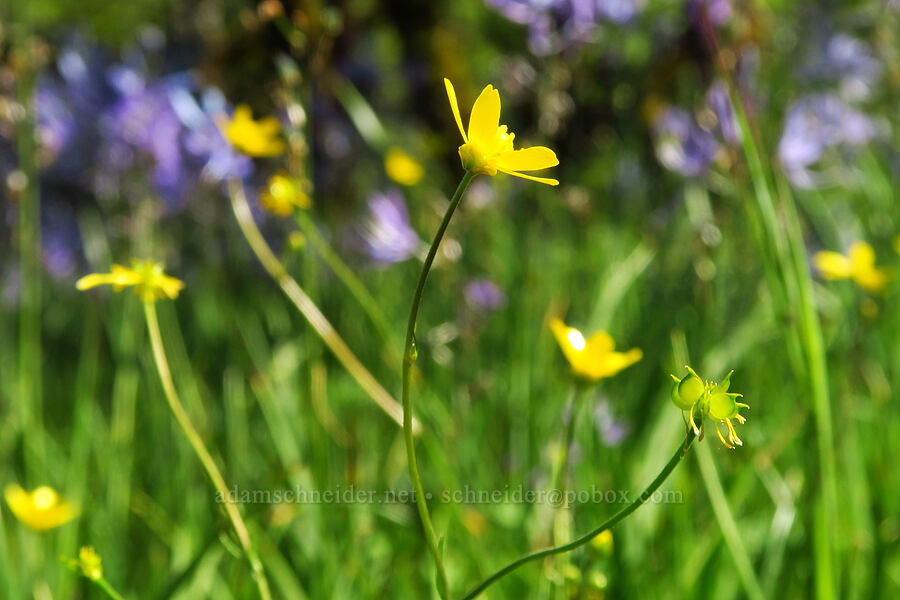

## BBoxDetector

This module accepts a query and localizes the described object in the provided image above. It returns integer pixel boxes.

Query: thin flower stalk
[143,301,272,600]
[401,170,474,599]
[293,210,400,363]
[461,430,696,600]
[227,179,418,433]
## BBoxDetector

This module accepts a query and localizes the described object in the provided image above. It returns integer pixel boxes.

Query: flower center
[458,124,516,174]
[32,487,58,510]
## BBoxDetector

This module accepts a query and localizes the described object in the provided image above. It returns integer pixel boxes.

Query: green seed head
[672,374,705,410]
[708,392,738,420]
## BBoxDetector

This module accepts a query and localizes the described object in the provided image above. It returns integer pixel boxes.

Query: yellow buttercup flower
[76,260,184,302]
[260,173,310,216]
[4,484,79,531]
[550,318,642,381]
[444,78,559,185]
[670,367,748,449]
[385,147,424,186]
[222,104,286,157]
[813,241,889,293]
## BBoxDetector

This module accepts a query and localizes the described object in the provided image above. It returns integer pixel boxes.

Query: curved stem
[293,210,400,363]
[94,577,127,600]
[143,302,272,600]
[402,171,474,599]
[228,179,419,434]
[461,430,696,600]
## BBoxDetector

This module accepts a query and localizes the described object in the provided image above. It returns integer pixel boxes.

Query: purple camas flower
[485,0,643,55]
[102,67,191,205]
[652,107,719,177]
[357,190,422,265]
[593,399,630,447]
[810,34,883,103]
[705,80,738,145]
[777,93,876,188]
[464,279,507,313]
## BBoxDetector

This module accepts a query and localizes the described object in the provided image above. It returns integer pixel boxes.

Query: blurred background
[1,0,899,598]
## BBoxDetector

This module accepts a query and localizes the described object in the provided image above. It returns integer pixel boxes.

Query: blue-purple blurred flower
[593,398,630,447]
[486,0,643,55]
[777,93,876,188]
[807,34,883,103]
[464,279,507,314]
[705,80,738,145]
[101,67,192,205]
[652,107,719,177]
[689,0,733,27]
[357,190,422,265]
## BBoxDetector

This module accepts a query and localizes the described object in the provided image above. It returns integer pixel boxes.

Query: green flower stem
[228,179,419,434]
[93,577,127,600]
[293,210,400,362]
[402,170,474,599]
[461,430,696,600]
[142,301,272,600]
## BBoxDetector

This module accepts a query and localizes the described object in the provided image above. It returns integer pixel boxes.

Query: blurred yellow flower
[76,260,184,302]
[4,484,79,531]
[670,367,748,449]
[444,78,559,185]
[222,104,286,157]
[813,241,889,293]
[550,318,642,381]
[384,147,424,186]
[75,546,103,581]
[590,529,614,554]
[260,173,310,216]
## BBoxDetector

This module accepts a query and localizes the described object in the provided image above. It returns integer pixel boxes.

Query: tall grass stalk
[227,179,418,433]
[730,86,839,599]
[142,301,272,600]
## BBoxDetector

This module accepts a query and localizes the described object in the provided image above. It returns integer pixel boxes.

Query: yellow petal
[232,104,252,124]
[587,348,643,379]
[444,78,467,142]
[812,251,852,280]
[467,84,501,145]
[494,147,559,172]
[585,330,615,355]
[496,168,559,186]
[854,267,889,293]
[158,275,186,300]
[76,273,116,291]
[848,241,875,271]
[550,318,585,369]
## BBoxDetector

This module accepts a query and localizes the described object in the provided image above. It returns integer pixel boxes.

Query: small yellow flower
[385,147,424,186]
[670,366,748,449]
[259,173,310,216]
[4,484,79,531]
[813,241,889,293]
[76,260,184,302]
[76,546,103,581]
[221,104,286,157]
[444,78,559,185]
[550,318,642,381]
[590,530,613,555]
